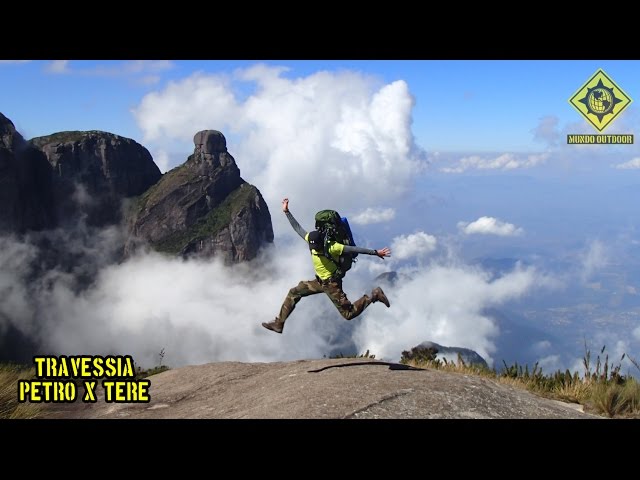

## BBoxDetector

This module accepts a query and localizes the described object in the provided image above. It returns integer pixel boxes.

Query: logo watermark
[568,69,633,143]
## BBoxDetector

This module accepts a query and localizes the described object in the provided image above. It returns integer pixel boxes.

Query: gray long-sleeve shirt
[285,210,378,256]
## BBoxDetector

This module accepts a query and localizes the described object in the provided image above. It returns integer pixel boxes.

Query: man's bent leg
[264,279,324,333]
[323,280,374,321]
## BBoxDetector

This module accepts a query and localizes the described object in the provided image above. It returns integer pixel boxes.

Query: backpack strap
[308,229,345,279]
[307,230,324,253]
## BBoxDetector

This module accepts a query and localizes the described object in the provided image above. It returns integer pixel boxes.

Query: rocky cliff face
[30,130,161,227]
[1,112,274,265]
[0,114,275,364]
[0,112,25,151]
[0,113,55,233]
[127,130,273,262]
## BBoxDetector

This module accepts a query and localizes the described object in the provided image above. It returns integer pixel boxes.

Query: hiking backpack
[308,209,357,278]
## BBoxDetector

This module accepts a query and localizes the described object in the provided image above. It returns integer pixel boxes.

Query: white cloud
[38,249,322,366]
[133,72,239,142]
[634,326,640,341]
[353,264,551,366]
[87,60,173,80]
[614,158,640,170]
[44,60,173,84]
[131,65,426,238]
[440,153,549,173]
[391,232,437,260]
[351,207,396,225]
[580,239,608,282]
[458,216,523,236]
[536,354,561,374]
[45,60,70,74]
[153,149,171,173]
[0,60,30,65]
[532,115,560,147]
[137,75,162,86]
[362,259,389,277]
[0,237,38,336]
[533,340,551,353]
[109,60,173,75]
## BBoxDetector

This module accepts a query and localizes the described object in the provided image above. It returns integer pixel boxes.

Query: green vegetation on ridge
[400,343,640,418]
[133,161,193,213]
[152,182,257,255]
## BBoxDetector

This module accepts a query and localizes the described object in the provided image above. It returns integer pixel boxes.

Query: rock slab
[46,359,599,419]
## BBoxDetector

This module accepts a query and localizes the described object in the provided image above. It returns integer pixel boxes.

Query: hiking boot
[262,319,284,334]
[371,287,391,308]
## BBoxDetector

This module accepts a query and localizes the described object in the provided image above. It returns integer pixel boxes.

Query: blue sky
[2,59,639,371]
[2,59,639,282]
[2,59,639,152]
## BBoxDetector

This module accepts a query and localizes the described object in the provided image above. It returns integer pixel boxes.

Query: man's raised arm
[282,198,307,240]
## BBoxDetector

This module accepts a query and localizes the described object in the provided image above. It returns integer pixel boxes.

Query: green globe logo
[579,78,623,124]
[588,88,613,114]
[569,69,633,132]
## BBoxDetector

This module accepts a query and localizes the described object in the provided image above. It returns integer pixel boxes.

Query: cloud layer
[440,153,549,173]
[353,264,550,366]
[614,158,640,169]
[0,233,359,368]
[1,228,555,371]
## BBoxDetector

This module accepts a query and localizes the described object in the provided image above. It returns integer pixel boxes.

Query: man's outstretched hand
[282,198,289,213]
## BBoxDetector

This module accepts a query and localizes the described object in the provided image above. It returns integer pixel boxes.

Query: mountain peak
[127,129,273,261]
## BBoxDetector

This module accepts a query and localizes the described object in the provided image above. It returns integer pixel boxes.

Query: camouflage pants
[276,277,373,326]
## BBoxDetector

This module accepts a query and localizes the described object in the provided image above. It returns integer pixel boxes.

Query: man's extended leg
[323,281,390,321]
[262,279,324,333]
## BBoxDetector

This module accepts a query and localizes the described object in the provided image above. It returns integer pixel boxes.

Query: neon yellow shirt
[305,232,344,280]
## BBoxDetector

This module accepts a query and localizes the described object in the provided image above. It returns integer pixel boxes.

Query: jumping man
[262,198,392,334]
